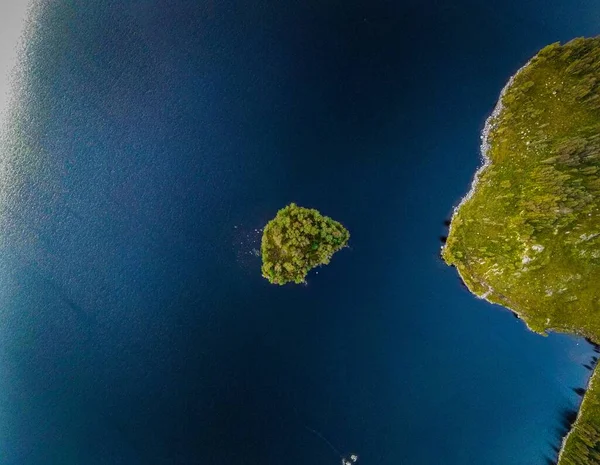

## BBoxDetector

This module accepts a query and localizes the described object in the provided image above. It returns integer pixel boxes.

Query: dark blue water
[1,1,599,464]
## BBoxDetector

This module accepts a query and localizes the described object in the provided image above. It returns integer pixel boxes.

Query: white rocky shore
[451,57,533,221]
[443,57,533,306]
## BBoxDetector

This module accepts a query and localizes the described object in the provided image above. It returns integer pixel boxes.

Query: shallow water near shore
[1,1,600,464]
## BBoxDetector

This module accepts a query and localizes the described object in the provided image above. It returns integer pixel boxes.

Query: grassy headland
[443,37,600,464]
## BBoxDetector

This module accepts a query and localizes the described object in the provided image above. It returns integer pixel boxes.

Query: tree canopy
[261,203,349,285]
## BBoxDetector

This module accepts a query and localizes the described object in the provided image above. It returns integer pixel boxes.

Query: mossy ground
[443,37,600,464]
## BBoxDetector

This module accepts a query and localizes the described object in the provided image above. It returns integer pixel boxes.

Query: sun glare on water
[0,0,32,124]
[0,0,37,232]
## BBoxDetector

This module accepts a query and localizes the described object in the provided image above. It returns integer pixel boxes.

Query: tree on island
[261,203,349,285]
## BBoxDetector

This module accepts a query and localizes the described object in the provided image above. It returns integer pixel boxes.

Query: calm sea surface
[1,1,600,464]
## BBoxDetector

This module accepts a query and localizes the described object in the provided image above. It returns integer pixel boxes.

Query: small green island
[261,203,350,285]
[443,37,600,464]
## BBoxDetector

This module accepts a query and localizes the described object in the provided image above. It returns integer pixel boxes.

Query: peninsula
[261,203,350,285]
[443,37,600,464]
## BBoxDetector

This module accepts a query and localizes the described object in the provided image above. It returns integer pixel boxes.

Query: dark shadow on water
[548,407,581,462]
[572,387,586,397]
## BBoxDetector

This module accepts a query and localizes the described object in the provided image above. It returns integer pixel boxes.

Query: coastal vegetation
[261,203,349,285]
[442,37,600,464]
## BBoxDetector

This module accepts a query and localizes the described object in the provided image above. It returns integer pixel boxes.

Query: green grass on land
[443,37,600,464]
